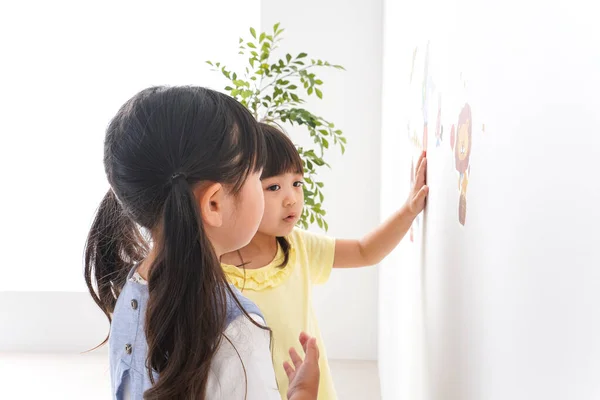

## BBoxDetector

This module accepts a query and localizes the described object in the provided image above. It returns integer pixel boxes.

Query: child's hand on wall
[406,151,429,217]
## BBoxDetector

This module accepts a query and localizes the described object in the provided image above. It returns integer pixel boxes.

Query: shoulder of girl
[289,227,310,243]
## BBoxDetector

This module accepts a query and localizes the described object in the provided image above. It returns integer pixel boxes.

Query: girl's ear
[193,183,224,228]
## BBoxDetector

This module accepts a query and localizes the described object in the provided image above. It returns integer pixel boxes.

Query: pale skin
[137,175,321,400]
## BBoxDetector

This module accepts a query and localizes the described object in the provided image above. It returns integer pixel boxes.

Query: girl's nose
[284,195,297,207]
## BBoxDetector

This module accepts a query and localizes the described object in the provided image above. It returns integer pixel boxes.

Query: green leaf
[250,27,257,38]
[315,88,323,99]
[287,84,297,90]
[286,54,292,63]
[308,87,313,95]
[315,79,323,85]
[274,22,280,32]
[206,61,213,66]
[297,53,308,59]
[259,32,266,43]
[323,138,329,148]
[247,42,256,49]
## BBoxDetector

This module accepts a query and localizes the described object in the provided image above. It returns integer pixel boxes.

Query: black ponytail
[84,189,148,346]
[144,177,228,398]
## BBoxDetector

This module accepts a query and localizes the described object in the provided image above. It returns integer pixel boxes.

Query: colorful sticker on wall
[454,104,472,226]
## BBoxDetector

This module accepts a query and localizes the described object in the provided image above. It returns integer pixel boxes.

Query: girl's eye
[267,185,281,191]
[293,181,304,187]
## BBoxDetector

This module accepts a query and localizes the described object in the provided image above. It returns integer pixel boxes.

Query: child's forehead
[262,171,304,179]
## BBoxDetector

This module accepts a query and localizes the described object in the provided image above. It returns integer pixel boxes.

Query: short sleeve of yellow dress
[221,228,338,399]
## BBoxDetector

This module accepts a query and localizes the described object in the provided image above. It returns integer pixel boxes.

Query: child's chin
[273,224,296,237]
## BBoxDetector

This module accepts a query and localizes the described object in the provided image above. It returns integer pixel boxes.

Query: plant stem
[259,65,313,92]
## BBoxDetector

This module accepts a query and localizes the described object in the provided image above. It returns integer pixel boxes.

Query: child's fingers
[304,337,320,364]
[415,151,426,176]
[283,361,296,381]
[289,346,303,369]
[415,185,429,204]
[298,331,311,349]
[416,156,427,186]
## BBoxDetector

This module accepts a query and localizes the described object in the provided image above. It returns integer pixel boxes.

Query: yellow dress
[222,228,337,399]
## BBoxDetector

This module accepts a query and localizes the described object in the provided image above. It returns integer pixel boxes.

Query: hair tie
[171,172,187,182]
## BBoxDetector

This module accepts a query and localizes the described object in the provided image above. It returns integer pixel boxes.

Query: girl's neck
[228,232,278,270]
[246,231,277,253]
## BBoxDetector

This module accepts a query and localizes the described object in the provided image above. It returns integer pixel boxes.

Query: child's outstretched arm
[333,151,428,268]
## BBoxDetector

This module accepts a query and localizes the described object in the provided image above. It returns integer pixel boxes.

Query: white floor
[0,353,380,399]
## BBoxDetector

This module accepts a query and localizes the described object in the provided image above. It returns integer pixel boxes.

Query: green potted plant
[207,23,346,231]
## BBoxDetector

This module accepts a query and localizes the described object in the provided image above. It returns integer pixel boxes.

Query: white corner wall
[380,0,600,399]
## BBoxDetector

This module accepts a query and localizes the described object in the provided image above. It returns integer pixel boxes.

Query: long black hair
[84,86,266,399]
[259,123,304,268]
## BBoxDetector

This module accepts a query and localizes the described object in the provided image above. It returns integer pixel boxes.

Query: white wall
[1,0,384,362]
[260,0,383,360]
[0,0,261,351]
[380,0,600,399]
[0,0,260,292]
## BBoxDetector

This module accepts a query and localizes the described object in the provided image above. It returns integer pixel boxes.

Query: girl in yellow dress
[221,123,428,399]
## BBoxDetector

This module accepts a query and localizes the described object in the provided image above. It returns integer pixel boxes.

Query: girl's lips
[283,213,297,222]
